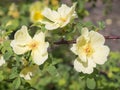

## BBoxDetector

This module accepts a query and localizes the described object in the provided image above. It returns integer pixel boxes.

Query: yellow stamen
[60,17,66,22]
[28,41,40,51]
[33,11,43,21]
[84,44,94,57]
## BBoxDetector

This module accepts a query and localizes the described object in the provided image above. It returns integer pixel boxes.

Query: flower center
[84,44,94,57]
[28,41,39,50]
[33,11,43,21]
[59,17,66,22]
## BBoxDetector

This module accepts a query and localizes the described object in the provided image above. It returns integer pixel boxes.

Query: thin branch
[54,36,120,45]
[104,36,120,39]
[54,39,75,45]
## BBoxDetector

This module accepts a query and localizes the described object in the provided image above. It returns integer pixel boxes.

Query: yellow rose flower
[8,3,19,18]
[30,1,45,23]
[41,3,77,30]
[10,26,49,65]
[71,27,110,74]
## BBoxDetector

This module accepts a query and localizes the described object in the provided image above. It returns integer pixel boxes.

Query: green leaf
[9,72,18,79]
[4,51,13,60]
[86,78,96,89]
[46,65,59,77]
[52,58,62,65]
[0,71,4,81]
[12,77,21,89]
[97,21,105,30]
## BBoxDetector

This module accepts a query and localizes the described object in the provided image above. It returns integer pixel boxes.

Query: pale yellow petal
[81,27,89,37]
[66,3,77,18]
[78,52,87,62]
[93,46,110,65]
[33,32,45,42]
[89,31,105,46]
[10,40,30,54]
[42,7,60,22]
[74,58,96,74]
[14,25,32,44]
[10,26,32,54]
[45,22,60,30]
[70,44,77,55]
[20,72,32,80]
[58,4,71,17]
[60,17,70,27]
[58,3,76,18]
[31,42,49,65]
[0,56,5,66]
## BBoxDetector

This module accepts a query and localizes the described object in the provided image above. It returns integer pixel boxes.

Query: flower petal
[0,56,5,66]
[42,7,60,22]
[10,26,32,54]
[44,22,60,30]
[81,27,89,36]
[74,58,96,74]
[20,72,32,80]
[31,42,49,65]
[58,4,71,17]
[14,25,32,44]
[58,3,76,18]
[60,17,71,27]
[33,32,45,42]
[93,46,110,65]
[70,44,77,55]
[89,31,105,46]
[10,40,30,54]
[66,3,77,18]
